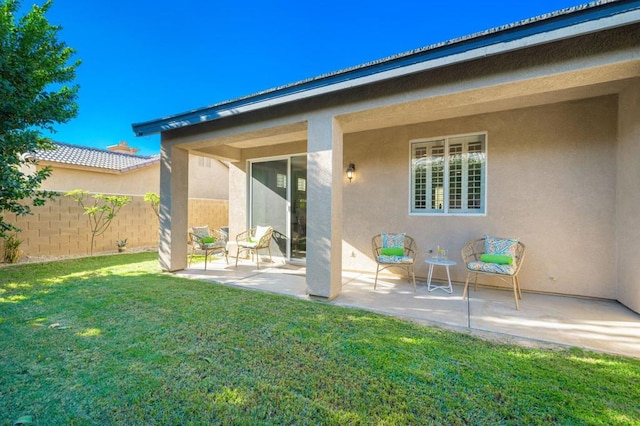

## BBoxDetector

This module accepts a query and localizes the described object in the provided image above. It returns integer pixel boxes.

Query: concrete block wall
[4,193,228,259]
[188,198,229,232]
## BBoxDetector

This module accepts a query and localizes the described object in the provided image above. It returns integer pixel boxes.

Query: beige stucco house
[29,141,229,199]
[132,0,640,314]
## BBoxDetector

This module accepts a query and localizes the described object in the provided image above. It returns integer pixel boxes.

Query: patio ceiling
[337,62,639,134]
[183,59,639,160]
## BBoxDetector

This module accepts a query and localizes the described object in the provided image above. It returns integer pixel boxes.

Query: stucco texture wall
[228,164,247,249]
[617,80,640,312]
[38,165,160,196]
[188,156,229,200]
[37,154,227,200]
[342,96,618,299]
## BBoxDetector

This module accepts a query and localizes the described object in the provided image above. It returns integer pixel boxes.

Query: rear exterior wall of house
[342,95,618,299]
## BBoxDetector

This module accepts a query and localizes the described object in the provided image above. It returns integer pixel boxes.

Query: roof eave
[131,0,640,137]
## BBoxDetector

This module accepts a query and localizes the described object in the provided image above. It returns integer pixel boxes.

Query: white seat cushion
[238,241,258,249]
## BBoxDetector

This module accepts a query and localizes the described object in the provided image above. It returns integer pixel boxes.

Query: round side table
[424,258,457,294]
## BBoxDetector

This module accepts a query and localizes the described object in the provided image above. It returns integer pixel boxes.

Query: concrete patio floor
[175,258,640,359]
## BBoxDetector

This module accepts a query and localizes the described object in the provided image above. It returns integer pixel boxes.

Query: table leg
[427,263,453,294]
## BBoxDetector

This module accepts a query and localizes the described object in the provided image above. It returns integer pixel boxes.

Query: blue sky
[38,0,588,156]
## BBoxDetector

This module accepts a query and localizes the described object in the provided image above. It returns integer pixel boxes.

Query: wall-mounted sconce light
[346,162,356,182]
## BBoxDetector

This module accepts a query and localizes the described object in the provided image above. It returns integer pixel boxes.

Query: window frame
[408,132,488,216]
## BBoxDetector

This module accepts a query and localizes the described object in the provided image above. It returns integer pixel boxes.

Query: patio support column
[617,79,640,314]
[158,138,189,272]
[306,113,343,299]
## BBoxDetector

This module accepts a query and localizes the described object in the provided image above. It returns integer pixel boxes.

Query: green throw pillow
[381,247,404,256]
[201,236,216,244]
[481,254,513,264]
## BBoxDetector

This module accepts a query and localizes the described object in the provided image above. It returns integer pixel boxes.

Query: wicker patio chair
[235,225,273,269]
[461,237,526,310]
[188,226,228,270]
[371,233,417,291]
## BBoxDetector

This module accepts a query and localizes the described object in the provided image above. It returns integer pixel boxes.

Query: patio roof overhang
[148,45,640,163]
[132,0,640,143]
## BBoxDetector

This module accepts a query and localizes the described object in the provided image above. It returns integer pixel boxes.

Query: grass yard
[1,252,639,425]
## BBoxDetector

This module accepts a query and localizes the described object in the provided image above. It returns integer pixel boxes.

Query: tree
[143,192,160,219]
[65,190,131,255]
[0,0,80,239]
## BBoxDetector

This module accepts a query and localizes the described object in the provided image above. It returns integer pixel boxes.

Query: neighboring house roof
[31,142,160,173]
[131,0,640,137]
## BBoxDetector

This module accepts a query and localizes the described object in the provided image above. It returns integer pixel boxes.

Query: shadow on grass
[0,252,160,305]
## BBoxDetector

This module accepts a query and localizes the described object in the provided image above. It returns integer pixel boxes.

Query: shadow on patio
[175,258,640,359]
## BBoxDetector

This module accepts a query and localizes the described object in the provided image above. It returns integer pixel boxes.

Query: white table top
[425,257,457,266]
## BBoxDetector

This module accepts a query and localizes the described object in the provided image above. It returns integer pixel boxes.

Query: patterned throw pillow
[382,232,405,249]
[484,235,518,258]
[192,226,210,238]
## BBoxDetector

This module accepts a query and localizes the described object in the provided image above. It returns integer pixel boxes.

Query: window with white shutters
[410,133,486,215]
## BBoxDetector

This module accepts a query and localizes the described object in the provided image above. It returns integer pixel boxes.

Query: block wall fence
[4,193,228,259]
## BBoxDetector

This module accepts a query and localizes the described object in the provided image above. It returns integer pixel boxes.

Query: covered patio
[176,257,640,359]
[134,2,640,318]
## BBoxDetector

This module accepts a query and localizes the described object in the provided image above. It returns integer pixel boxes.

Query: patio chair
[188,226,228,270]
[235,225,273,269]
[461,236,526,310]
[371,233,417,291]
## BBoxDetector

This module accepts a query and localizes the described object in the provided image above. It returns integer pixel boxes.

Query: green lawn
[1,252,639,425]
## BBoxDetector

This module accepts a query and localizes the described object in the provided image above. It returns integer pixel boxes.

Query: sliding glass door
[250,155,306,261]
[290,155,307,260]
